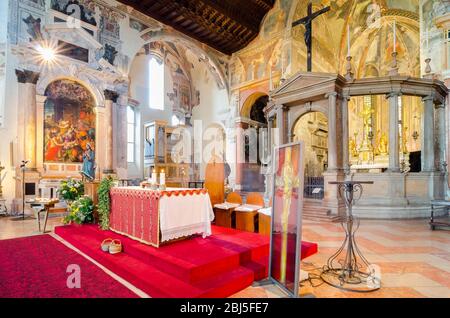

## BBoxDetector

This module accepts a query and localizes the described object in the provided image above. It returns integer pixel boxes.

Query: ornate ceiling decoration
[116,0,275,55]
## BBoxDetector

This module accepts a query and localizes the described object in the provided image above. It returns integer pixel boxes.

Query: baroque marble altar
[264,72,448,219]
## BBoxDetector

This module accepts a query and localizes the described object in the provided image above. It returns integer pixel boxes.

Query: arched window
[149,57,165,110]
[127,106,136,163]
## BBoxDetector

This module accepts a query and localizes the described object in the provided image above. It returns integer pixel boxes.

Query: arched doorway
[43,79,96,163]
[292,111,328,200]
[237,93,268,192]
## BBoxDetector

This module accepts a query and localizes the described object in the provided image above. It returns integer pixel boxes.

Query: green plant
[59,178,84,202]
[63,196,94,225]
[97,176,115,230]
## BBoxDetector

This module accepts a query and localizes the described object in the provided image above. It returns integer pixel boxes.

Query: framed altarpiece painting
[269,142,305,297]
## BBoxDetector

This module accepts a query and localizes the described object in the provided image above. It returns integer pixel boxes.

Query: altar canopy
[109,187,214,247]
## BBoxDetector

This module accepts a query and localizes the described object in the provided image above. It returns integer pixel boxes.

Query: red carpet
[0,235,138,298]
[55,224,317,298]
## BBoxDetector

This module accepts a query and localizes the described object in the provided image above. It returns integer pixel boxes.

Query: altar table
[109,187,215,247]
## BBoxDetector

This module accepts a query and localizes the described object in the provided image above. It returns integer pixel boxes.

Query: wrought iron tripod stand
[320,181,381,292]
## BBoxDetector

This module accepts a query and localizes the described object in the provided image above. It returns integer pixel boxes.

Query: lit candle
[151,169,157,184]
[347,24,351,57]
[160,169,165,186]
[426,28,429,52]
[393,20,397,53]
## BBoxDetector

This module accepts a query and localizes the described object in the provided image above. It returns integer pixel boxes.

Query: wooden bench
[258,207,272,236]
[235,193,264,233]
[430,200,450,230]
[213,192,242,228]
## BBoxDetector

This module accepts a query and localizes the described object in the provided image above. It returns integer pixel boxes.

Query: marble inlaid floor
[1,215,450,298]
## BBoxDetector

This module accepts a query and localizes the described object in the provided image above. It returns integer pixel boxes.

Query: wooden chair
[235,193,264,233]
[213,192,242,228]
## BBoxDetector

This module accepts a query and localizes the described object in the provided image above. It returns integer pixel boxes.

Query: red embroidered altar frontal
[109,187,214,247]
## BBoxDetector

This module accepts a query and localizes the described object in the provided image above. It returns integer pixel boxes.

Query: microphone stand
[11,160,33,221]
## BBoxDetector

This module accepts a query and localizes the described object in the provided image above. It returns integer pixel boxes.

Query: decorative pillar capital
[325,92,339,99]
[340,94,351,103]
[104,89,119,103]
[386,91,402,99]
[15,69,40,84]
[276,104,288,112]
[422,94,435,102]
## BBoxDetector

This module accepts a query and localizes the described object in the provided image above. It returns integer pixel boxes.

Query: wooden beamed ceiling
[117,0,275,55]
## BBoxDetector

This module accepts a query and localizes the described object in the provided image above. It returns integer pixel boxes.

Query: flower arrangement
[63,195,94,225]
[59,178,84,202]
[97,176,115,230]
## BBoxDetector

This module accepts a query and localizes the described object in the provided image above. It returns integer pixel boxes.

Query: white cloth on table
[258,207,272,216]
[159,192,215,242]
[213,202,241,209]
[234,204,264,212]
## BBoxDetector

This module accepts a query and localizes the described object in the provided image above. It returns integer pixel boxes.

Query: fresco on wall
[231,0,421,91]
[43,80,96,163]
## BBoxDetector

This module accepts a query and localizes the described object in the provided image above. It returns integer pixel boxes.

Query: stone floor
[1,215,450,298]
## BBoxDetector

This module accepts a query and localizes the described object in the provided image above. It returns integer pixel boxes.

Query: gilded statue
[377,132,388,156]
[402,127,409,154]
[349,138,358,158]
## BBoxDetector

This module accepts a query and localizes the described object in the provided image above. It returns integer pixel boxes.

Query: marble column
[341,95,350,173]
[422,95,435,172]
[235,121,245,190]
[387,92,401,172]
[276,105,288,145]
[15,69,39,170]
[35,95,47,173]
[435,102,446,171]
[326,92,338,171]
[103,89,118,174]
[267,116,274,153]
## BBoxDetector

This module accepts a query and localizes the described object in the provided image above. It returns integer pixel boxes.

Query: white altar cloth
[158,189,215,242]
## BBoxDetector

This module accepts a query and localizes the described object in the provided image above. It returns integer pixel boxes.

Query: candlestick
[269,68,273,91]
[347,24,351,57]
[151,169,157,185]
[393,20,396,53]
[160,169,165,186]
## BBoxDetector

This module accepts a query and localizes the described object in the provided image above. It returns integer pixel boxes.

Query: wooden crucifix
[292,2,330,72]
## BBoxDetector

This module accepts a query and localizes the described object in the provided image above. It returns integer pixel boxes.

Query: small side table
[0,199,7,216]
[321,181,381,292]
[430,200,450,230]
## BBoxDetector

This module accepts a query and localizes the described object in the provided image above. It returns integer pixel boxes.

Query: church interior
[0,0,450,299]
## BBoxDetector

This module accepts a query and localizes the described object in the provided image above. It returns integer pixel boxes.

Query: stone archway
[292,111,328,200]
[235,93,268,192]
[240,92,268,119]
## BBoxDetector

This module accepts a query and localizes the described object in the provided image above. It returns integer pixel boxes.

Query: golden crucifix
[275,148,300,284]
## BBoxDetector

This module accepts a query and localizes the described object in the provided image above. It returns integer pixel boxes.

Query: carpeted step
[57,225,251,283]
[54,226,256,298]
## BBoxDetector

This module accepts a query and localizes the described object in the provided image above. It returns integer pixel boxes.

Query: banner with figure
[269,142,305,297]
